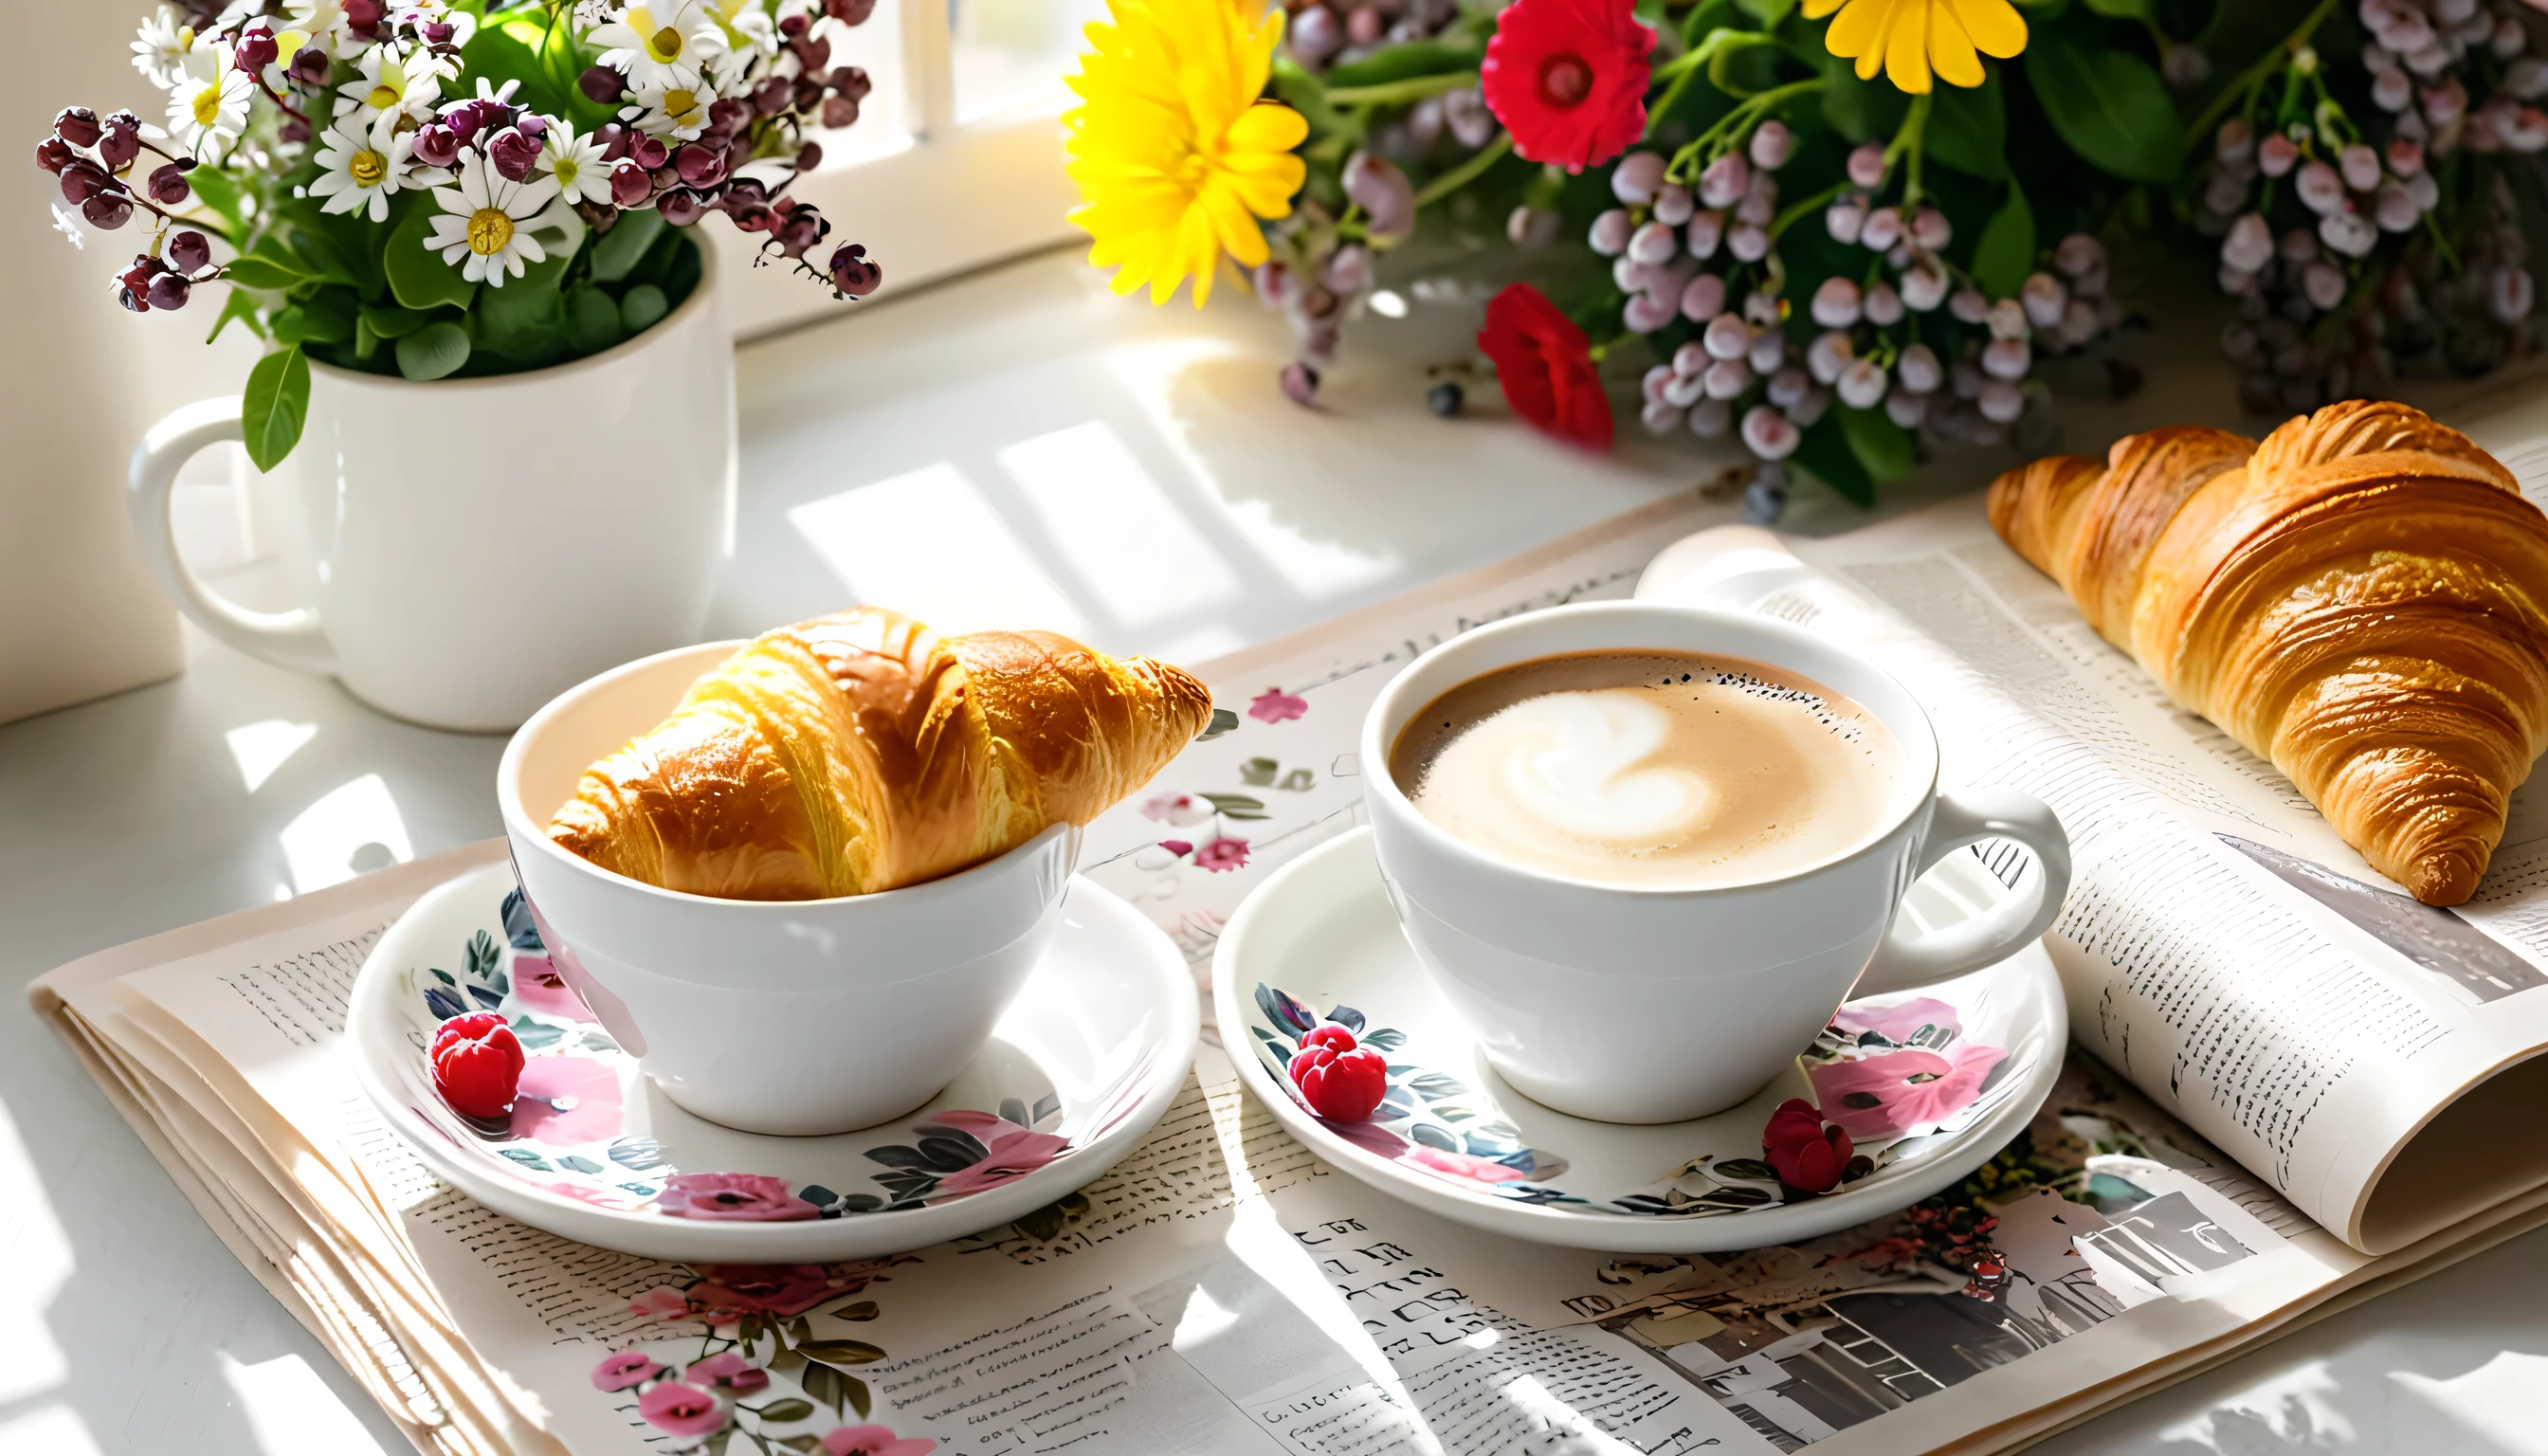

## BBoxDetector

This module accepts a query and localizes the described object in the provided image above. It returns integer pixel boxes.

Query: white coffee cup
[1361,601,2071,1125]
[125,246,736,732]
[499,641,1077,1136]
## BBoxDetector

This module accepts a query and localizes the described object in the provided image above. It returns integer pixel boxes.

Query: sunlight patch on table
[280,774,414,894]
[1105,337,1401,601]
[2156,1358,2354,1453]
[0,1102,72,1407]
[222,1352,395,1456]
[788,464,1087,637]
[2393,1351,2548,1455]
[997,420,1240,628]
[0,1406,101,1455]
[225,719,318,793]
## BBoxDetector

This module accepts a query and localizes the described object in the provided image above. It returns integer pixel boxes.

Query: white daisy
[335,44,442,136]
[588,2,712,91]
[537,121,615,206]
[166,48,255,163]
[425,153,561,286]
[693,0,777,91]
[621,79,718,139]
[286,0,350,43]
[309,116,418,220]
[132,7,194,87]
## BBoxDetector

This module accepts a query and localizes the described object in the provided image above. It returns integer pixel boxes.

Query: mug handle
[127,397,337,674]
[1855,787,2072,997]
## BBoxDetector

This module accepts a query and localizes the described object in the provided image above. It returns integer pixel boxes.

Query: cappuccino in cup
[1389,651,1902,888]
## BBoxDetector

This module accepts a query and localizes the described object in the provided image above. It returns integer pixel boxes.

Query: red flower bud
[289,46,332,85]
[755,77,795,116]
[829,65,873,102]
[278,118,311,146]
[792,35,830,72]
[609,159,653,208]
[410,124,459,169]
[234,25,281,73]
[775,207,826,257]
[674,142,726,188]
[35,136,75,174]
[487,126,542,182]
[821,95,860,130]
[1760,1098,1854,1193]
[53,106,101,149]
[578,65,627,104]
[795,140,823,173]
[167,229,211,273]
[430,1012,524,1121]
[99,118,141,171]
[708,99,752,132]
[1287,1026,1388,1121]
[146,271,191,310]
[344,0,384,39]
[658,189,706,227]
[828,241,881,297]
[82,191,134,229]
[828,0,877,22]
[628,134,669,170]
[148,162,191,205]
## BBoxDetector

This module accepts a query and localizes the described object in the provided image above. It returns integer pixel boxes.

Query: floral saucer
[1211,828,2066,1252]
[349,863,1197,1262]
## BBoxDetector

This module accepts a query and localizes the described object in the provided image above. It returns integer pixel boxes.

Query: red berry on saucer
[432,1011,525,1120]
[1288,1025,1388,1121]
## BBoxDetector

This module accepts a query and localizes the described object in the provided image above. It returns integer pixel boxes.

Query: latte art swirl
[1390,650,1902,887]
[1494,692,1712,844]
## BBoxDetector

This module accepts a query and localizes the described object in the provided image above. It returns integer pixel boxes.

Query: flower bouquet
[35,0,886,469]
[1060,0,2546,521]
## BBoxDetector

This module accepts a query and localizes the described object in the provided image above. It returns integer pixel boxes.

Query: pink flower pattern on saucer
[402,888,1110,1222]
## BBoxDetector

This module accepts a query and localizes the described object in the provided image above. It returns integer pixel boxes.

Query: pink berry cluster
[1252,150,1425,405]
[2202,0,2541,410]
[1283,0,1466,74]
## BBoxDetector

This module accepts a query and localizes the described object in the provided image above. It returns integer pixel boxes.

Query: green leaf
[588,209,665,283]
[241,345,310,473]
[206,286,264,344]
[755,1399,816,1424]
[271,303,353,345]
[847,1376,871,1419]
[1321,38,1482,89]
[186,167,252,235]
[396,319,471,380]
[828,1301,879,1322]
[796,1339,886,1367]
[2081,0,2149,15]
[1837,404,1916,483]
[360,302,429,338]
[1925,69,2007,178]
[2027,34,2182,182]
[1818,50,1910,144]
[288,228,361,288]
[461,15,584,120]
[1970,180,2036,300]
[620,283,668,334]
[220,256,307,292]
[475,252,571,362]
[563,286,623,354]
[386,196,478,311]
[796,1360,850,1413]
[1793,411,1875,507]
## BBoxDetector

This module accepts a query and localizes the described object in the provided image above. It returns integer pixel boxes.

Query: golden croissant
[1988,400,2548,906]
[551,608,1215,900]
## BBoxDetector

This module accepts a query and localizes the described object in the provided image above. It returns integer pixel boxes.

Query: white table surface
[3,246,2542,1456]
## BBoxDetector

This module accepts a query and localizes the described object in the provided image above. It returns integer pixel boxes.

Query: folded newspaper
[32,407,2548,1455]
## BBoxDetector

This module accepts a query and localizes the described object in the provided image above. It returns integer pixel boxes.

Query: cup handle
[126,397,337,674]
[1855,787,2072,998]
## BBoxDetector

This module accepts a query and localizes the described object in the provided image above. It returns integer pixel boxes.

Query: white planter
[128,244,737,732]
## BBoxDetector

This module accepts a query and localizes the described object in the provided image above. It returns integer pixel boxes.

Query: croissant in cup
[1989,400,2548,905]
[550,608,1214,899]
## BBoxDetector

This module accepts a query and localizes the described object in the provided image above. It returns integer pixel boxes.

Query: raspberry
[1287,1026,1388,1121]
[432,1012,524,1120]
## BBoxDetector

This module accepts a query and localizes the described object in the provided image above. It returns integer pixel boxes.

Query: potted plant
[35,0,886,730]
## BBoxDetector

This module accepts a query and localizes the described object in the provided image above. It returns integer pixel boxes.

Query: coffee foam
[1390,651,1901,888]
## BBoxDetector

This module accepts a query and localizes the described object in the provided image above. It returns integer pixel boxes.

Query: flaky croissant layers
[550,608,1215,900]
[1989,400,2548,905]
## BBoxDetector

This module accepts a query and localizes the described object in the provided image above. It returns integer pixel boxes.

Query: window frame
[707,0,1086,339]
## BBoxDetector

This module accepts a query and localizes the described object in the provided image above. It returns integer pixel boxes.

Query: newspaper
[29,468,2548,1456]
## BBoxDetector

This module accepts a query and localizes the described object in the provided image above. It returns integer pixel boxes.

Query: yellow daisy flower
[1804,0,2028,95]
[1064,0,1308,306]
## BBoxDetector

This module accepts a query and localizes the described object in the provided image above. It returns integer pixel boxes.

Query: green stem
[1884,92,1931,206]
[1414,131,1515,209]
[1665,77,1825,181]
[1321,70,1480,108]
[1769,180,1846,243]
[2183,0,2339,149]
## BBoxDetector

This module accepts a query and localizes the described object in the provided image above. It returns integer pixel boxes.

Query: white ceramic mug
[1361,601,2072,1125]
[499,641,1079,1137]
[127,247,737,732]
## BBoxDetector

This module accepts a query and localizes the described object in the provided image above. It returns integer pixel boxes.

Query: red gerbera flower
[1480,0,1654,173]
[1477,283,1612,451]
